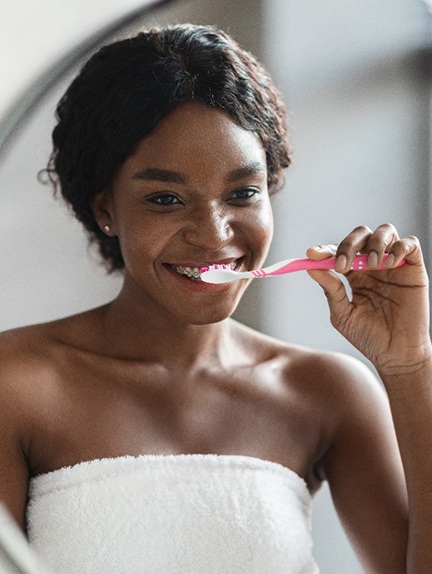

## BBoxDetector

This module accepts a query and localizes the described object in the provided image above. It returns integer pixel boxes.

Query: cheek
[115,214,167,266]
[251,201,274,252]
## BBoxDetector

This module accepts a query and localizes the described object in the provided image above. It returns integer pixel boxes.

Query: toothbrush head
[200,264,248,284]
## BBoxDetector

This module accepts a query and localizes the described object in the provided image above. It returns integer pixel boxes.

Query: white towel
[27,454,319,573]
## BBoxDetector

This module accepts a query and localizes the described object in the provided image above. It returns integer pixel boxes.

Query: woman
[0,24,431,573]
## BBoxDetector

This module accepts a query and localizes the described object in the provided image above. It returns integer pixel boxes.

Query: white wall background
[1,1,431,572]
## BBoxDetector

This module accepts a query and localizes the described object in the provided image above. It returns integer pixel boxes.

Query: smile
[169,261,239,281]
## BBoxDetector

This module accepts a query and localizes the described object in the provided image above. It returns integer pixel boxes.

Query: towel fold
[27,454,319,573]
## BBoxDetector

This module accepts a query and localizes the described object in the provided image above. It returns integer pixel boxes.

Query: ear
[91,189,116,236]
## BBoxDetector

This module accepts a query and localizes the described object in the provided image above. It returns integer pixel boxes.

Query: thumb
[306,244,337,261]
[307,269,351,329]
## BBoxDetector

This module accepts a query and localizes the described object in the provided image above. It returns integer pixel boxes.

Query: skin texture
[1,103,432,573]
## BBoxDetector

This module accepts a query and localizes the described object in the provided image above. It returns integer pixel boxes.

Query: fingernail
[367,251,378,269]
[335,255,347,272]
[385,253,395,268]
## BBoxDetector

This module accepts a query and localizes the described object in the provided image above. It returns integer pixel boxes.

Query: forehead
[121,102,267,178]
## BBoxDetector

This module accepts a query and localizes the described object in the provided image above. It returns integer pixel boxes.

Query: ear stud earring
[103,225,111,234]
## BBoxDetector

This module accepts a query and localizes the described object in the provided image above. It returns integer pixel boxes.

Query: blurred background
[1,0,431,571]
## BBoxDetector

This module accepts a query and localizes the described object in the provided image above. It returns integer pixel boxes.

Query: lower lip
[164,265,234,292]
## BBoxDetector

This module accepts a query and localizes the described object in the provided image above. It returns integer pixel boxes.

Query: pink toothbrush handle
[265,254,405,276]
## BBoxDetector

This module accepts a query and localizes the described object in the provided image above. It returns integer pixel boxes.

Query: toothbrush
[200,254,405,284]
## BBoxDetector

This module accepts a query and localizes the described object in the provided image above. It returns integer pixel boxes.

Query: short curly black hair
[45,23,291,271]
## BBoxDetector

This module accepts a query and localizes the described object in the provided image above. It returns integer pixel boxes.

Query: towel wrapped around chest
[27,454,319,573]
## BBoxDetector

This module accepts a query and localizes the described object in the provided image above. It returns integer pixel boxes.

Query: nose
[182,204,234,250]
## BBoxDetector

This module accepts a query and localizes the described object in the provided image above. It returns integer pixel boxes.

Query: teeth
[172,266,202,279]
[172,262,237,279]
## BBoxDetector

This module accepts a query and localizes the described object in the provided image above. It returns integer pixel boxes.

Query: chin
[189,314,230,326]
[182,301,240,326]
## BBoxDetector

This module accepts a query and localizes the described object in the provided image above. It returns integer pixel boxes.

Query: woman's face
[96,102,274,325]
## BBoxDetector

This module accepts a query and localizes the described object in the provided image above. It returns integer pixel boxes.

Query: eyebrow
[226,161,267,182]
[132,168,186,184]
[131,161,266,184]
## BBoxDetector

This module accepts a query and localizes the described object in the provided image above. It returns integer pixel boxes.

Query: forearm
[378,352,432,574]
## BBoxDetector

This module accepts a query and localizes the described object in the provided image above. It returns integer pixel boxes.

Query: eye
[228,187,261,203]
[146,193,182,207]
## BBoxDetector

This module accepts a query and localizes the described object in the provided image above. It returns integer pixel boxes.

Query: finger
[362,223,400,270]
[334,225,372,273]
[384,235,424,269]
[306,244,338,261]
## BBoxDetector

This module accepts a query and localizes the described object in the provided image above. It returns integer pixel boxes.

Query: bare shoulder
[0,319,69,376]
[0,314,94,440]
[0,305,104,380]
[0,324,54,396]
[284,338,389,438]
[230,319,389,453]
[0,323,66,436]
[231,318,383,401]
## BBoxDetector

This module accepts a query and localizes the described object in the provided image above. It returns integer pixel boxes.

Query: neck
[98,288,239,370]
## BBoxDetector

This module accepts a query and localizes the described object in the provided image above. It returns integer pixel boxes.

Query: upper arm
[0,408,30,532]
[0,340,33,532]
[318,355,408,573]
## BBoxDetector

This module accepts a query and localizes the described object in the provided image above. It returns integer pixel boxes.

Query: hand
[307,224,431,375]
